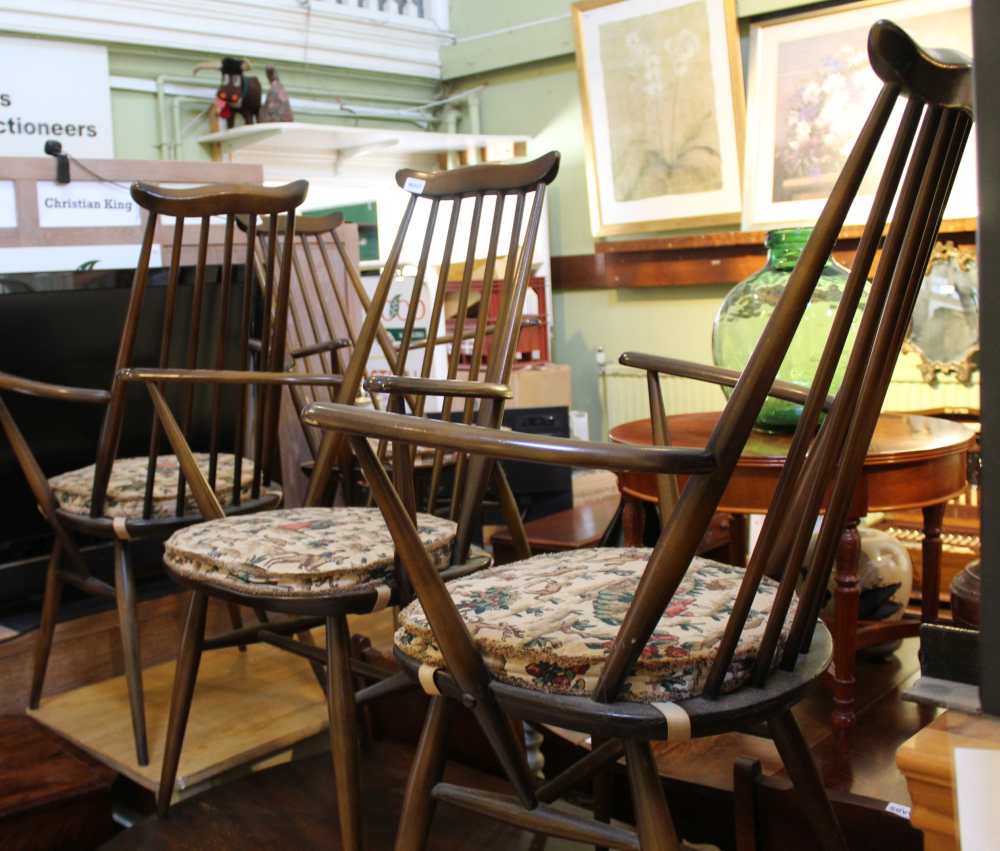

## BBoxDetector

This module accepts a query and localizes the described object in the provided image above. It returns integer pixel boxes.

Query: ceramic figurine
[261,65,294,123]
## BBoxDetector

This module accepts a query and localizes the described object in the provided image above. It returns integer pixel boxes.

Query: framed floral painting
[572,0,745,237]
[742,0,974,231]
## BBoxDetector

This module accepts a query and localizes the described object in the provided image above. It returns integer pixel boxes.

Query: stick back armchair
[302,23,973,851]
[0,180,309,765]
[124,152,560,850]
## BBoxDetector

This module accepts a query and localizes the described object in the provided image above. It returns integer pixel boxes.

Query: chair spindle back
[305,153,560,557]
[89,180,308,524]
[596,21,974,703]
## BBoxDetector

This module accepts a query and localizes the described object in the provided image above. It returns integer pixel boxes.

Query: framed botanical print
[573,0,745,237]
[743,0,975,231]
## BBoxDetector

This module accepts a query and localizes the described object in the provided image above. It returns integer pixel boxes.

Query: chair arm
[618,352,834,412]
[290,338,352,359]
[0,370,110,404]
[365,375,512,401]
[117,367,344,388]
[302,403,715,476]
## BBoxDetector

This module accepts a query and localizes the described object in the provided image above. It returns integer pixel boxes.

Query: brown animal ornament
[194,57,261,129]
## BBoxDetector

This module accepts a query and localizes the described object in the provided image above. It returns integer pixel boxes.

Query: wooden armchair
[301,23,973,850]
[0,180,310,766]
[124,152,560,850]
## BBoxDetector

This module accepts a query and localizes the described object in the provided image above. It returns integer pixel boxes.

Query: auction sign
[0,36,114,158]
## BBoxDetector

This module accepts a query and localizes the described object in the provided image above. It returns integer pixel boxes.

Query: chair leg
[157,591,209,817]
[623,739,679,851]
[394,696,452,851]
[768,709,848,851]
[592,736,613,851]
[226,603,247,652]
[326,613,363,851]
[29,541,64,709]
[114,541,148,766]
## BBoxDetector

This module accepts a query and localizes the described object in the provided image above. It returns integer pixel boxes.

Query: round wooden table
[609,411,974,733]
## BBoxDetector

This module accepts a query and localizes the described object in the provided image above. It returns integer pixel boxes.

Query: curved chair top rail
[395,151,560,199]
[869,19,972,113]
[130,179,309,216]
[234,210,345,235]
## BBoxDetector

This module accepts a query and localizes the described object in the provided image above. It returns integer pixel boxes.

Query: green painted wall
[446,3,979,436]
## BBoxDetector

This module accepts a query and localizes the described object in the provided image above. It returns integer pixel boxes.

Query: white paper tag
[403,176,426,194]
[885,802,911,820]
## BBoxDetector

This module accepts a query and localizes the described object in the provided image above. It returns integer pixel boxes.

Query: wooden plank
[897,710,1000,851]
[0,592,235,717]
[28,632,332,798]
[552,220,978,291]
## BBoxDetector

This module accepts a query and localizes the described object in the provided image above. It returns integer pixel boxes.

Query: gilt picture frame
[573,0,745,237]
[742,0,975,231]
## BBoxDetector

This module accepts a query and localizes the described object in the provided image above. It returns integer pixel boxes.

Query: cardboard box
[506,362,571,410]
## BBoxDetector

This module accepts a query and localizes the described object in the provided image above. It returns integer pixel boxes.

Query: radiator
[599,367,723,436]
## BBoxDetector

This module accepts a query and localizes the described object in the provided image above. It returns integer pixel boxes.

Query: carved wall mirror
[904,240,979,383]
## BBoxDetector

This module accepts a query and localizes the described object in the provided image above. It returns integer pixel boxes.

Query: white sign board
[37,181,140,228]
[0,37,114,158]
[0,181,15,228]
[0,243,162,274]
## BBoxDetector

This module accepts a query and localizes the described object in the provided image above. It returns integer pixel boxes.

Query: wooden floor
[102,739,594,851]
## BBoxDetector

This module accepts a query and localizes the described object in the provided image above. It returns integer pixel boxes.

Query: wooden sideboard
[897,710,1000,850]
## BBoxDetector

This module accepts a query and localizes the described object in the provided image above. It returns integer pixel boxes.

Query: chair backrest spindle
[304,155,560,521]
[592,23,973,705]
[86,180,307,530]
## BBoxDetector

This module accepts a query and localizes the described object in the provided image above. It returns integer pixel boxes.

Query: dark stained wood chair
[122,152,560,850]
[0,180,310,766]
[241,210,401,504]
[249,208,547,509]
[300,23,973,850]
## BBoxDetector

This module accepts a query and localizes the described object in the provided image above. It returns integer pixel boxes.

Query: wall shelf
[552,219,978,290]
[198,122,529,163]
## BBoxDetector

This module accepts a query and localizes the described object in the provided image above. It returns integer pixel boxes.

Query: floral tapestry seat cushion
[395,547,797,704]
[164,506,457,598]
[49,453,276,519]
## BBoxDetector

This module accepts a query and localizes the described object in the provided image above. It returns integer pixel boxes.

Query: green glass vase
[711,227,860,431]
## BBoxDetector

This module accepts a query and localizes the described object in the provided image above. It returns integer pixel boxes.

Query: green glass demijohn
[711,227,861,431]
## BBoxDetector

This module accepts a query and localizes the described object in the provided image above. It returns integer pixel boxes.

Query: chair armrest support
[290,338,352,359]
[619,352,834,412]
[0,370,110,404]
[365,375,512,401]
[302,403,715,475]
[117,367,344,388]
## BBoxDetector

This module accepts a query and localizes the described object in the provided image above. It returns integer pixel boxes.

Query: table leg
[832,519,861,736]
[622,495,646,547]
[921,502,945,624]
[728,513,748,567]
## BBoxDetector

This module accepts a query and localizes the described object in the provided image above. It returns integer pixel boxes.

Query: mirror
[904,241,979,384]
